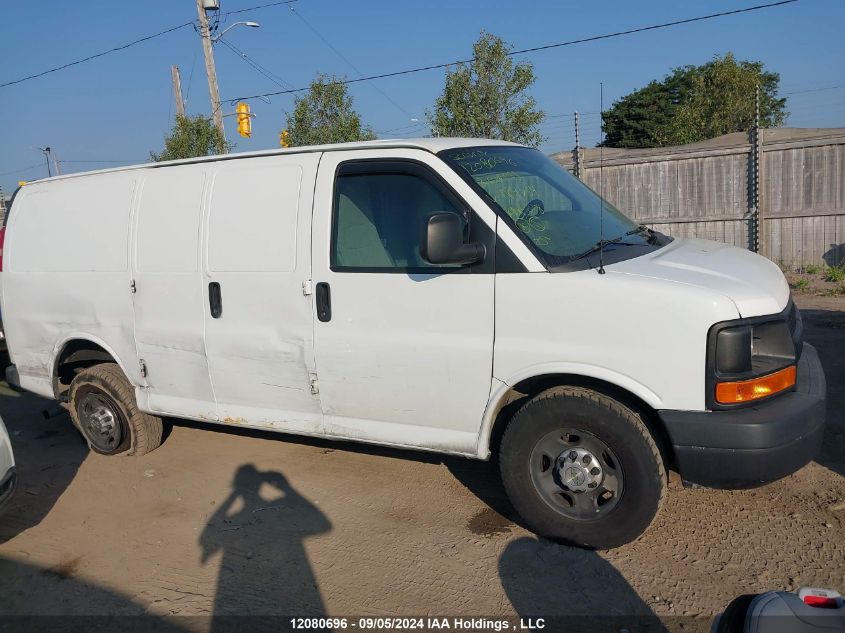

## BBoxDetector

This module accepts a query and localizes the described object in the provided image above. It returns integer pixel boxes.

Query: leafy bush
[824,267,844,283]
[792,278,810,291]
[804,264,821,275]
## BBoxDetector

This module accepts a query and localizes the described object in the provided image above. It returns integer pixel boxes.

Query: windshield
[440,146,646,265]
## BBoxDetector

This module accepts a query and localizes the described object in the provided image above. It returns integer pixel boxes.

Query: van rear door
[310,149,496,455]
[201,154,323,432]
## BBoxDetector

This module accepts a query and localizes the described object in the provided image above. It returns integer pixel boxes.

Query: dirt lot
[0,296,842,631]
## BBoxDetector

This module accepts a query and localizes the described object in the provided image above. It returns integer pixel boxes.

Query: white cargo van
[0,139,826,548]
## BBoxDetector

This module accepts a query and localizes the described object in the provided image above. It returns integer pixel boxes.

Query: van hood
[608,237,789,318]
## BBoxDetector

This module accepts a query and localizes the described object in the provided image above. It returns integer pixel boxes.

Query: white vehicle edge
[0,138,826,548]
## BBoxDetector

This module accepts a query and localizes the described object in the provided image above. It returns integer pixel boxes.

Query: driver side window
[332,168,464,271]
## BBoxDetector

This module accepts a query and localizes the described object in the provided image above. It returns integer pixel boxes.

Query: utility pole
[38,147,53,177]
[171,65,186,117]
[196,0,224,137]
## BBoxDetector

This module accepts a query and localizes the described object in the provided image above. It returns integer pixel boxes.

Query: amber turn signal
[715,365,796,404]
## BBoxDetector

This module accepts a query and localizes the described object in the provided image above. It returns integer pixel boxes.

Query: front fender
[475,363,663,459]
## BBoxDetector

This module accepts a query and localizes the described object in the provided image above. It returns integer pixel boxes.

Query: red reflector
[803,595,840,609]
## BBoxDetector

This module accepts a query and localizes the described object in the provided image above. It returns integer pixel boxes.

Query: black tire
[499,386,666,549]
[713,594,758,633]
[68,363,163,456]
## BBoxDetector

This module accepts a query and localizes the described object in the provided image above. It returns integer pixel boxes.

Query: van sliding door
[131,166,216,419]
[201,154,323,433]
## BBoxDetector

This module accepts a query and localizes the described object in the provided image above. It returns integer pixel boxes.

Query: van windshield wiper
[571,225,652,261]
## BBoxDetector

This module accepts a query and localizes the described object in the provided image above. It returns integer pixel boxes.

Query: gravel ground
[0,295,842,632]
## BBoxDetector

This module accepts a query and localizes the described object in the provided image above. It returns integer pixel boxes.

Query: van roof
[23,137,523,186]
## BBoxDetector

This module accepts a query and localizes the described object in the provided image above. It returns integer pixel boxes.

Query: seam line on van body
[198,168,219,415]
[307,151,326,398]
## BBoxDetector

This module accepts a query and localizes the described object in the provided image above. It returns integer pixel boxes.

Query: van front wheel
[499,386,666,549]
[68,363,163,456]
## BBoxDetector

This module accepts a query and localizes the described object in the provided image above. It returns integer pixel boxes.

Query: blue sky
[1,0,843,195]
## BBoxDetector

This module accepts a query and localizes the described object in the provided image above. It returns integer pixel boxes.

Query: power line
[784,84,845,96]
[185,49,200,106]
[0,162,46,177]
[58,159,146,164]
[0,22,195,90]
[0,0,299,90]
[288,5,416,119]
[539,120,578,130]
[223,0,298,17]
[377,122,429,135]
[379,127,429,138]
[545,111,601,120]
[218,38,295,91]
[226,0,799,101]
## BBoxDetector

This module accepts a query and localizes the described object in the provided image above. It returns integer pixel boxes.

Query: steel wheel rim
[77,392,124,452]
[529,428,624,521]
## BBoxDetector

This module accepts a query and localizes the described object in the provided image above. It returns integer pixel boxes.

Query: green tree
[428,32,544,147]
[600,73,691,148]
[284,74,376,147]
[669,53,787,144]
[151,114,230,162]
[602,53,787,148]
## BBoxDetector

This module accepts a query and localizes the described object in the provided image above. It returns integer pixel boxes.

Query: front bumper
[0,467,16,515]
[658,343,826,488]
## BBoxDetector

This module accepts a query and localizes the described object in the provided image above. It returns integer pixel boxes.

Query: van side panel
[492,270,741,413]
[2,174,140,397]
[201,154,322,432]
[131,166,216,419]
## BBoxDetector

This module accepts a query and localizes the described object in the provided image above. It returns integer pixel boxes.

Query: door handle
[208,282,222,319]
[316,282,331,322]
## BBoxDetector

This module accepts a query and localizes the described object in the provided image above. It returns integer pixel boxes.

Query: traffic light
[236,102,251,138]
[279,129,290,148]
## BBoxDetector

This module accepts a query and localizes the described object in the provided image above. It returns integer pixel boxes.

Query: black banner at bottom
[0,615,717,633]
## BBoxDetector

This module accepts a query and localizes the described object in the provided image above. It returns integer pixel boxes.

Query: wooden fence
[552,127,845,269]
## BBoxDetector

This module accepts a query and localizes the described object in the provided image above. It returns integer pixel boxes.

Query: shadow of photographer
[199,464,331,628]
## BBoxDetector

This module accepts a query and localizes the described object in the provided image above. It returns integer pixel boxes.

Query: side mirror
[420,212,486,266]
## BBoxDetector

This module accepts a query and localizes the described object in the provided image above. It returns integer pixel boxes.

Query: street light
[211,21,260,42]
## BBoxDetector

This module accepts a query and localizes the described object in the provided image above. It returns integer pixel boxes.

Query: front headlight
[716,320,795,376]
[710,318,797,406]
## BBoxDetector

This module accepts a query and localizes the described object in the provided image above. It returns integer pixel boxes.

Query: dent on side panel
[9,275,140,393]
[202,155,323,432]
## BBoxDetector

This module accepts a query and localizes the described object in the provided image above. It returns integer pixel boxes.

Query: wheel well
[487,374,675,471]
[54,340,117,399]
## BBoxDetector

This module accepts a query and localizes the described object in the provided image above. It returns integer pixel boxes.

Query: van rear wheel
[68,363,163,456]
[499,386,666,549]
